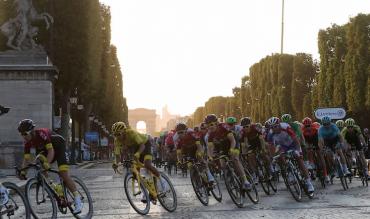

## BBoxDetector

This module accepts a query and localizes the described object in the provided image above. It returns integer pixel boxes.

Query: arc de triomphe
[128,108,156,135]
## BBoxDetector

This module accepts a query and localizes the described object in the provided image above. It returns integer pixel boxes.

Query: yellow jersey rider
[111,122,167,192]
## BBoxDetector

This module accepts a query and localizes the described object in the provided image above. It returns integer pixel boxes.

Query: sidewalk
[0,160,98,188]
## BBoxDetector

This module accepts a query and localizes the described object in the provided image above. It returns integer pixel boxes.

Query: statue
[0,0,54,51]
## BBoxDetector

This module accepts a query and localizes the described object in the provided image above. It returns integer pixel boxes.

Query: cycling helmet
[205,114,218,124]
[321,116,331,125]
[345,118,355,127]
[267,117,280,126]
[240,117,252,126]
[200,122,207,130]
[226,116,237,124]
[112,121,126,134]
[281,114,292,123]
[364,128,369,134]
[175,123,187,132]
[18,119,35,132]
[193,126,199,132]
[335,120,345,128]
[255,123,263,130]
[302,117,312,126]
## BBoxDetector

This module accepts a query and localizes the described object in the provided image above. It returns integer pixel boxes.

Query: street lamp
[76,104,84,162]
[69,91,78,165]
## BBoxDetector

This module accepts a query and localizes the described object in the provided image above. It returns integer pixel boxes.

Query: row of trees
[190,13,370,128]
[0,0,128,138]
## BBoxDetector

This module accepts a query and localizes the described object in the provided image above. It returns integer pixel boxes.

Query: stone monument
[0,0,58,169]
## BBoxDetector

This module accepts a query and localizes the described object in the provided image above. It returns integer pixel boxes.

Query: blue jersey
[318,123,340,140]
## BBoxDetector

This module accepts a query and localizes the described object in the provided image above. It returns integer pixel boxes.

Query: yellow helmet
[112,122,127,134]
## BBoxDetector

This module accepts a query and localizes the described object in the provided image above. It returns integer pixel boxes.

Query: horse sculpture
[0,0,54,51]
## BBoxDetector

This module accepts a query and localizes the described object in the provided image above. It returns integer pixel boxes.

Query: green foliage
[0,1,128,132]
[191,13,370,128]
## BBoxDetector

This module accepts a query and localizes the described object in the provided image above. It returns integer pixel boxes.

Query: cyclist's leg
[247,150,257,173]
[316,144,328,177]
[141,141,160,178]
[51,136,78,193]
[306,146,315,169]
[295,151,310,179]
[356,143,368,176]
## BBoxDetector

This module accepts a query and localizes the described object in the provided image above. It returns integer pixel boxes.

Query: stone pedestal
[0,50,58,168]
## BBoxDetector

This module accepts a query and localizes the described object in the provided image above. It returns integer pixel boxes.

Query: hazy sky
[99,0,370,116]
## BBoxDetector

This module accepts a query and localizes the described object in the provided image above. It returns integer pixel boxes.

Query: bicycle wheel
[64,176,93,219]
[284,162,302,202]
[190,168,209,206]
[210,177,222,202]
[223,168,244,208]
[25,178,57,219]
[244,169,259,204]
[123,173,150,215]
[269,163,279,192]
[157,173,177,212]
[1,182,30,219]
[257,161,271,195]
[357,157,368,187]
[335,159,347,191]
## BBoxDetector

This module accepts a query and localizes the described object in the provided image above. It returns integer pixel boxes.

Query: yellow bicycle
[115,159,177,215]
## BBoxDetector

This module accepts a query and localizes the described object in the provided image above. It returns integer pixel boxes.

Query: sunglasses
[272,124,280,129]
[21,131,32,136]
[243,125,250,129]
[347,126,353,128]
[177,131,185,135]
[208,122,217,127]
[200,127,206,130]
[305,125,311,128]
[114,132,123,137]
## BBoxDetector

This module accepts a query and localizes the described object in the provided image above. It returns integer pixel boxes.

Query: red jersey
[165,130,175,146]
[207,123,232,146]
[301,124,319,146]
[174,130,200,150]
[24,128,53,155]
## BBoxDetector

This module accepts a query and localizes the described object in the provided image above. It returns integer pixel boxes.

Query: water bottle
[50,180,64,197]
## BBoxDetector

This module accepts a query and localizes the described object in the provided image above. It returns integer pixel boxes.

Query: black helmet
[18,119,35,133]
[240,117,252,126]
[204,114,218,124]
[175,123,187,132]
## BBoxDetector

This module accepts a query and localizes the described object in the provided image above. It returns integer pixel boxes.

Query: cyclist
[281,114,308,168]
[240,117,273,181]
[17,119,83,214]
[318,116,351,176]
[336,120,345,131]
[165,130,177,172]
[205,114,252,190]
[281,114,305,146]
[267,117,314,193]
[174,123,214,183]
[301,117,330,183]
[341,118,368,177]
[111,122,167,192]
[225,116,243,148]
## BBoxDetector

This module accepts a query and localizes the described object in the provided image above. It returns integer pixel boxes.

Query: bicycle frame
[123,160,159,201]
[18,161,73,210]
